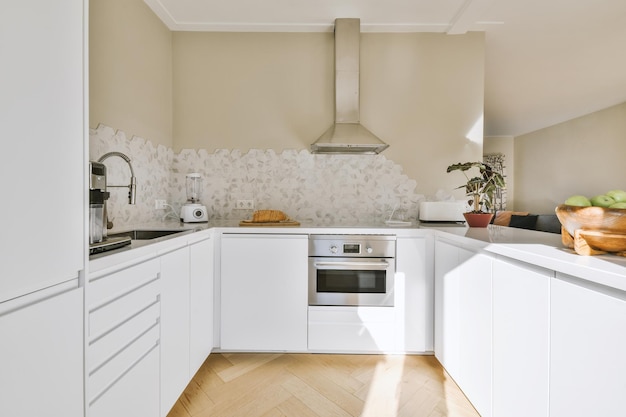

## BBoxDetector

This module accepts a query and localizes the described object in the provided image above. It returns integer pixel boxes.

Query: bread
[251,210,288,223]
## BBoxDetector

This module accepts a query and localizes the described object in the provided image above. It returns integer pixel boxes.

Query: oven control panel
[309,235,395,258]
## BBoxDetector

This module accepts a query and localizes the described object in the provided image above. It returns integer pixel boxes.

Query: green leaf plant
[446,162,506,213]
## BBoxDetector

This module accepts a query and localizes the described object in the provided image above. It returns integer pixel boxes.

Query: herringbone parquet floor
[167,353,480,417]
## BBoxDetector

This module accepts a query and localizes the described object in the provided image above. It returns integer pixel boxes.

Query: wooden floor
[167,353,480,417]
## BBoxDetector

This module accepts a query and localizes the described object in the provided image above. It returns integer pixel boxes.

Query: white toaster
[418,201,466,222]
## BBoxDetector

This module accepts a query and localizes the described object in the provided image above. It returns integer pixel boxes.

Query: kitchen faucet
[97,151,137,229]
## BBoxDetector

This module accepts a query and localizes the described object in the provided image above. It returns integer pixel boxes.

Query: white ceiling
[144,0,626,137]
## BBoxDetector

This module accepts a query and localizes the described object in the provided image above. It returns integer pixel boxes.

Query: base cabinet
[434,239,493,417]
[457,247,492,417]
[90,342,160,417]
[190,237,215,376]
[221,234,308,351]
[492,258,550,417]
[550,273,626,417]
[308,306,397,352]
[396,236,433,352]
[87,259,161,417]
[160,247,191,416]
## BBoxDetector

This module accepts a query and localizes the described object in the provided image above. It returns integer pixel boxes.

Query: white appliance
[418,201,466,222]
[180,173,208,223]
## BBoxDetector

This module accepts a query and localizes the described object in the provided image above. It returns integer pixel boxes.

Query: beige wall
[172,32,485,198]
[484,135,515,208]
[90,0,173,148]
[514,102,626,213]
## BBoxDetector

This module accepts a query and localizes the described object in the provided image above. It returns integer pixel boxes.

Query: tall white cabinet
[0,0,85,302]
[0,1,86,416]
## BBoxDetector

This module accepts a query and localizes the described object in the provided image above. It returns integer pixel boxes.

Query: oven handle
[313,261,390,269]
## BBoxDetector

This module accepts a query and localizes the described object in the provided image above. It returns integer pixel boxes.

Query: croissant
[252,210,288,223]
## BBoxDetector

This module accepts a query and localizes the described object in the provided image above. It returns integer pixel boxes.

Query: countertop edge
[89,222,626,292]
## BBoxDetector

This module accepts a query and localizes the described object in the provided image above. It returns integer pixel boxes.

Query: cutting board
[239,220,301,227]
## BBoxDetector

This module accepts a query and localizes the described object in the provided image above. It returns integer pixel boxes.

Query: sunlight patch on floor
[360,355,406,417]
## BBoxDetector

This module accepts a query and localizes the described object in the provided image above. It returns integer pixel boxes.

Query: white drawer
[88,324,160,406]
[88,301,160,373]
[308,306,397,352]
[89,259,160,308]
[89,277,160,340]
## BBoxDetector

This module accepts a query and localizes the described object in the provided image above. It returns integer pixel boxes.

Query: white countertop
[89,220,626,292]
[432,224,626,292]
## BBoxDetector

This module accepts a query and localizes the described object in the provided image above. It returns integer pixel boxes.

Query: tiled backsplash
[90,124,423,228]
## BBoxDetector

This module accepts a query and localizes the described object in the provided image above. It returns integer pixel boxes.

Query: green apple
[564,195,591,206]
[609,202,626,209]
[606,189,626,203]
[590,194,616,208]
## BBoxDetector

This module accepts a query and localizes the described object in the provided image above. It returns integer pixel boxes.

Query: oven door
[308,257,395,307]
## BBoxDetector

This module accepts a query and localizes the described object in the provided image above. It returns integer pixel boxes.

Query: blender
[180,173,208,222]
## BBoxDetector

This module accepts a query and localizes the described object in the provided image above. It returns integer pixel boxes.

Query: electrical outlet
[155,199,167,209]
[235,199,254,209]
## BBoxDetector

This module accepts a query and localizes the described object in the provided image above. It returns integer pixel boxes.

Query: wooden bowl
[555,204,626,255]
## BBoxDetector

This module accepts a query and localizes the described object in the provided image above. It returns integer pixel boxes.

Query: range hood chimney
[311,18,389,155]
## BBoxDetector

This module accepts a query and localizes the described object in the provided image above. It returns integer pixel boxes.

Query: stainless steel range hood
[311,18,389,155]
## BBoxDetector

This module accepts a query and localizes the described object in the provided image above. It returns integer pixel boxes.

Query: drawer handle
[88,339,159,407]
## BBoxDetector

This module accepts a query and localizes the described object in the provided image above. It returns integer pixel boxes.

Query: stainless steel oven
[308,235,396,307]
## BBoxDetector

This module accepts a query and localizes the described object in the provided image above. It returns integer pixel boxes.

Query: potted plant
[446,161,506,227]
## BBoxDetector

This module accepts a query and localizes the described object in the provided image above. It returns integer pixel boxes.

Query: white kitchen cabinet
[89,345,159,417]
[492,257,550,417]
[434,238,461,379]
[0,0,85,303]
[221,234,308,351]
[308,306,397,352]
[160,246,191,416]
[550,273,626,417]
[457,247,493,417]
[0,286,84,417]
[434,238,492,417]
[1,0,86,411]
[189,236,214,375]
[395,236,434,352]
[87,259,161,417]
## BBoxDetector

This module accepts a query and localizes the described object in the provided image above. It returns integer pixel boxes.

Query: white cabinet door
[0,286,84,417]
[434,239,492,417]
[190,237,214,375]
[0,0,85,302]
[434,239,461,380]
[492,258,550,417]
[550,273,626,417]
[221,234,308,351]
[161,247,191,416]
[458,247,492,417]
[396,236,433,352]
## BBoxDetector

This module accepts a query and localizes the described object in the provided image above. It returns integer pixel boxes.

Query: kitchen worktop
[89,220,626,292]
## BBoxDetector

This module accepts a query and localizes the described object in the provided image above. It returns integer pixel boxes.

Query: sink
[108,229,187,240]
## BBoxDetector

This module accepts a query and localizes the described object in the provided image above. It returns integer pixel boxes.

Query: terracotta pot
[463,212,494,228]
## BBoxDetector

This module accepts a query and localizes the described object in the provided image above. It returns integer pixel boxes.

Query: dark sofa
[492,211,562,234]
